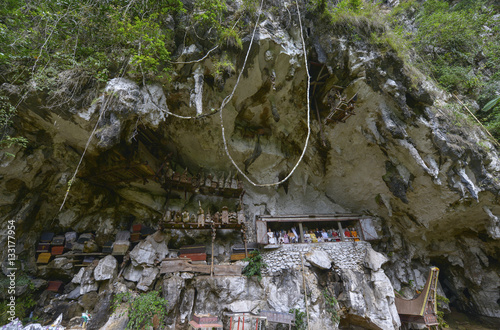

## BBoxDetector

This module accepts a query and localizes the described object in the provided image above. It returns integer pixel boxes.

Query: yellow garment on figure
[310,233,318,243]
[351,231,360,241]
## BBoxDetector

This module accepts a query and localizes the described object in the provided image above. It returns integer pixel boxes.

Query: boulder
[305,249,332,270]
[137,266,159,291]
[364,247,389,272]
[123,264,143,282]
[146,235,169,262]
[80,263,99,294]
[94,255,118,281]
[163,275,185,314]
[130,240,156,266]
[72,268,85,284]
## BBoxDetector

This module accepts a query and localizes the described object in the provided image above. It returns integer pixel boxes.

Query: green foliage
[113,291,168,330]
[0,273,37,323]
[289,308,307,330]
[0,0,185,86]
[0,95,28,157]
[322,289,340,324]
[242,250,267,281]
[436,294,450,329]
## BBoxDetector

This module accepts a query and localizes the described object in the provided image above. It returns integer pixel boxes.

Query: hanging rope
[219,0,311,187]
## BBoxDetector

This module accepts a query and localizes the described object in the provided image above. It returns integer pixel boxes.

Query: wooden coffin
[65,231,78,243]
[259,310,295,325]
[140,226,155,237]
[230,253,246,261]
[82,256,95,265]
[51,235,65,246]
[112,241,130,255]
[190,264,211,274]
[116,231,130,241]
[77,233,94,244]
[132,224,142,232]
[193,314,218,324]
[64,241,74,250]
[46,281,63,292]
[102,241,113,254]
[51,246,65,255]
[130,232,141,242]
[179,253,206,261]
[40,232,55,243]
[179,247,206,254]
[36,243,51,253]
[37,253,52,264]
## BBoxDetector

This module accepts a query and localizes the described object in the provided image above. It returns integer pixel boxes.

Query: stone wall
[262,241,369,275]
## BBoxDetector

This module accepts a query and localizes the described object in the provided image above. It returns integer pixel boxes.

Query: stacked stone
[261,242,369,275]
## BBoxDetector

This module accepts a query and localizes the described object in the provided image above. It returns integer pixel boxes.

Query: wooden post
[299,222,304,243]
[338,221,344,241]
[211,225,216,277]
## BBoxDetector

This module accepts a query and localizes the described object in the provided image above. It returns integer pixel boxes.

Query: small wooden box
[130,232,141,242]
[37,253,52,264]
[40,232,54,243]
[193,314,218,324]
[51,235,65,246]
[102,241,113,254]
[46,281,63,292]
[179,253,207,261]
[36,243,50,253]
[51,246,64,255]
[112,241,130,255]
[82,256,95,265]
[132,224,142,232]
[230,253,246,261]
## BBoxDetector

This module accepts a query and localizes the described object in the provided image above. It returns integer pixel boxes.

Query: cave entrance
[255,214,378,245]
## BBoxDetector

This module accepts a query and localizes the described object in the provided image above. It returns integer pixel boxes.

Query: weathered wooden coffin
[115,231,130,241]
[193,314,218,324]
[51,235,65,246]
[37,253,52,264]
[179,253,206,261]
[230,253,246,261]
[77,233,94,244]
[259,310,295,325]
[112,241,130,255]
[102,241,113,254]
[132,224,142,232]
[82,256,95,265]
[40,232,55,243]
[36,243,51,253]
[51,246,65,255]
[130,232,141,242]
[179,247,206,254]
[46,281,63,292]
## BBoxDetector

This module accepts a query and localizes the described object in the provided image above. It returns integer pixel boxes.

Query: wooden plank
[213,265,242,276]
[190,264,211,274]
[179,247,206,254]
[256,220,268,244]
[160,260,192,273]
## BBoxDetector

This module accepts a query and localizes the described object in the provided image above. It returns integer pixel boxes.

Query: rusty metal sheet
[256,220,268,244]
[160,260,192,273]
[213,265,242,276]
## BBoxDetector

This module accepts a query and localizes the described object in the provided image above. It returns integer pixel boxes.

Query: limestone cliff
[1,0,499,329]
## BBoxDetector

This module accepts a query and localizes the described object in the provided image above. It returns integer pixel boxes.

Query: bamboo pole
[453,94,500,147]
[301,252,310,330]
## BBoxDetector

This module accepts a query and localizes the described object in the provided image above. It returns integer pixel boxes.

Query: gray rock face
[305,249,332,269]
[136,266,159,291]
[130,240,156,267]
[94,255,118,281]
[123,264,143,283]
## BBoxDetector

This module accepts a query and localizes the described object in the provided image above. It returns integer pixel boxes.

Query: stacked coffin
[64,232,78,250]
[37,232,55,264]
[230,243,258,261]
[46,280,64,293]
[51,235,65,256]
[112,231,131,256]
[102,241,114,254]
[179,245,206,263]
[131,224,142,243]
